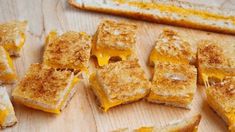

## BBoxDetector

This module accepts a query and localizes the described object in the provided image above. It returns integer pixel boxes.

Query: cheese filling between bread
[90,74,145,111]
[149,49,189,65]
[92,46,131,66]
[113,0,235,24]
[0,109,8,125]
[147,92,193,106]
[15,77,79,114]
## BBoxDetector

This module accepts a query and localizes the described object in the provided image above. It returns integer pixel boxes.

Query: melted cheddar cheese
[45,31,58,45]
[113,0,235,24]
[92,46,131,66]
[199,68,228,88]
[149,49,189,65]
[136,127,154,132]
[147,92,193,106]
[15,77,79,114]
[0,109,8,125]
[90,74,145,111]
[3,32,25,54]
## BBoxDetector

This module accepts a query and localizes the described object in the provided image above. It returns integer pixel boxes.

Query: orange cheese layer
[45,31,58,45]
[149,49,189,65]
[3,32,26,53]
[206,90,235,129]
[0,109,9,125]
[90,74,145,112]
[136,127,154,132]
[113,0,235,24]
[92,47,131,66]
[199,67,229,87]
[15,77,79,114]
[0,74,16,83]
[147,92,193,105]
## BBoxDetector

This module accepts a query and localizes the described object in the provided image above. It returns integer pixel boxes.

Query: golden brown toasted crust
[94,19,137,51]
[68,0,235,35]
[12,63,73,105]
[151,62,197,96]
[197,40,229,68]
[153,29,194,63]
[96,60,151,101]
[43,31,91,71]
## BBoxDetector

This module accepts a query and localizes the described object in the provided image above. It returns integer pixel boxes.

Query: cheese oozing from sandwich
[0,20,27,56]
[43,31,91,72]
[89,60,151,111]
[149,29,194,66]
[12,63,79,114]
[147,62,197,109]
[92,20,137,66]
[197,40,234,87]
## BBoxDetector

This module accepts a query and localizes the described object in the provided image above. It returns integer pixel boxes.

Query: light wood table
[0,0,235,131]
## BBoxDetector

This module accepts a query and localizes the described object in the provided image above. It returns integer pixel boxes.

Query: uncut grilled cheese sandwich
[43,31,91,72]
[206,77,235,132]
[147,62,197,109]
[89,60,151,111]
[149,29,194,66]
[135,114,201,132]
[0,87,17,129]
[0,46,17,84]
[12,63,79,114]
[0,20,27,56]
[92,20,137,66]
[197,40,235,87]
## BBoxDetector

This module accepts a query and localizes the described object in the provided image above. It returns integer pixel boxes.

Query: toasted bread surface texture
[147,62,197,109]
[149,29,194,66]
[206,77,235,131]
[12,63,79,114]
[89,60,151,111]
[43,31,91,72]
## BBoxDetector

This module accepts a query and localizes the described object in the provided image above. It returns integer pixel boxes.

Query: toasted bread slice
[12,63,79,114]
[92,19,137,66]
[0,87,17,129]
[197,40,235,87]
[149,29,194,66]
[147,62,197,109]
[68,0,235,35]
[206,77,235,132]
[89,60,151,111]
[0,20,27,56]
[43,31,91,72]
[135,114,201,132]
[0,46,17,84]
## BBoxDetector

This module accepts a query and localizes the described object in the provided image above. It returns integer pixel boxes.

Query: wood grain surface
[0,0,235,132]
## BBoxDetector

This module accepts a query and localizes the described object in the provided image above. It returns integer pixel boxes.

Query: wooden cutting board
[1,0,235,131]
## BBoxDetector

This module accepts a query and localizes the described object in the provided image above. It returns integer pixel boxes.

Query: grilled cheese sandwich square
[0,20,27,56]
[147,62,197,109]
[92,20,137,66]
[149,29,194,66]
[206,77,235,131]
[43,31,91,72]
[135,114,201,132]
[197,40,235,87]
[12,63,79,114]
[0,46,16,84]
[0,87,17,129]
[89,60,151,112]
